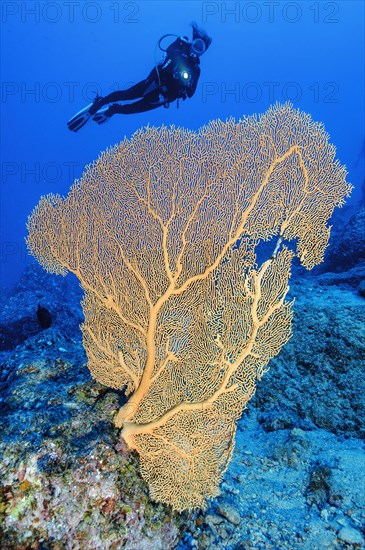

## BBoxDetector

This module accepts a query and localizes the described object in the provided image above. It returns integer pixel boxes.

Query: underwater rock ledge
[1,260,364,549]
[0,264,186,549]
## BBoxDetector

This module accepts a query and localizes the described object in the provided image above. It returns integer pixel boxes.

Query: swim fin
[67,102,94,132]
[93,107,112,125]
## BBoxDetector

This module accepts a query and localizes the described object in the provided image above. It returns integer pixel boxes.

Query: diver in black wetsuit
[67,22,212,132]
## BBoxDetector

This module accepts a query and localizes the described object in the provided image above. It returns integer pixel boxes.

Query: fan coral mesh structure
[27,103,351,511]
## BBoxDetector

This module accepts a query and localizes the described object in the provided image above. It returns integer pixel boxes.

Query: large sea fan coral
[27,103,351,510]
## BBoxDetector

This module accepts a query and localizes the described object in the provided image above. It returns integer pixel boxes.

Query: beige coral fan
[27,103,352,511]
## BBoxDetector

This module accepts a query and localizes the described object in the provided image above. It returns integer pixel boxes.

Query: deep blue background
[1,0,364,294]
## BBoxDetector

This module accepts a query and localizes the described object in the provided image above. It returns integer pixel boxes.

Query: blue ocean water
[1,0,364,293]
[1,3,365,548]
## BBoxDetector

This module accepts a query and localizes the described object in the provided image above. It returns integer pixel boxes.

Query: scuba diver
[67,22,212,132]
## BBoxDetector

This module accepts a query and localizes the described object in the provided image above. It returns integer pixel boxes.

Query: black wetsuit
[91,38,201,116]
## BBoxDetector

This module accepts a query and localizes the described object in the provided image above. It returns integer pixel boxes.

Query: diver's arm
[186,64,200,98]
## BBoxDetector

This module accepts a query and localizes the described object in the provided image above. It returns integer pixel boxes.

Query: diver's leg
[115,69,159,100]
[69,78,159,131]
[92,68,159,114]
[109,96,165,115]
[93,93,165,124]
